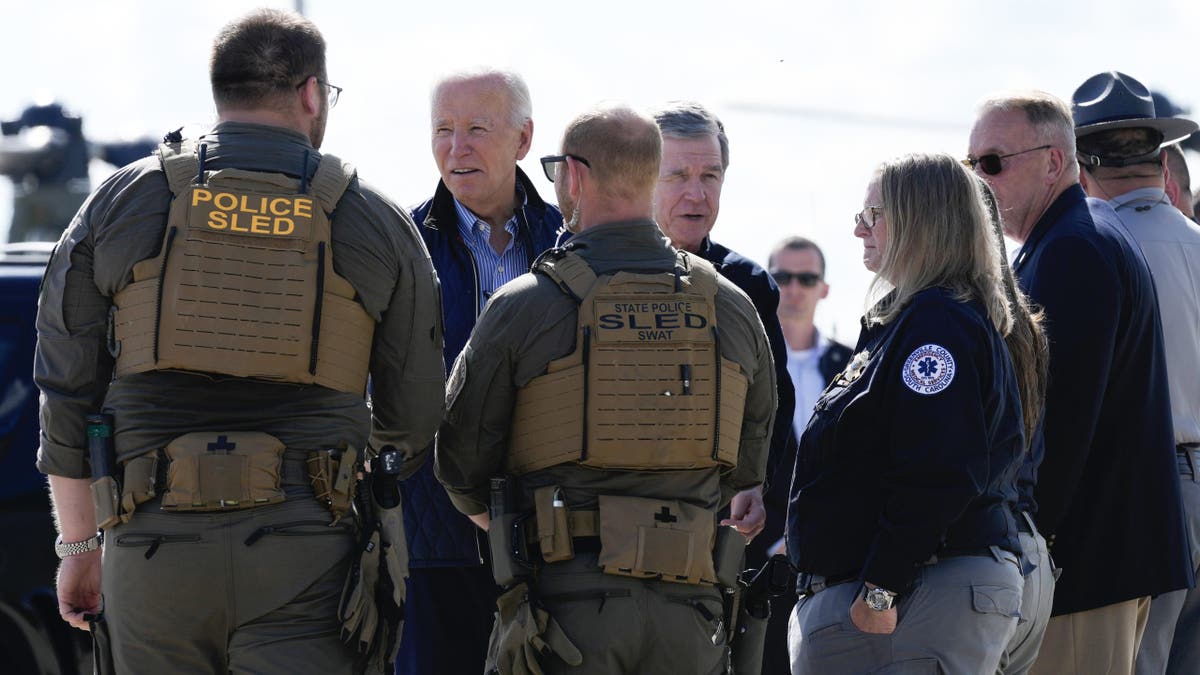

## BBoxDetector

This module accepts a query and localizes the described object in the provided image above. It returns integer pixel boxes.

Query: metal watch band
[55,532,102,559]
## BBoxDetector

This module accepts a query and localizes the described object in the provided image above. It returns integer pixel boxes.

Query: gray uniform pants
[504,552,729,675]
[1136,447,1200,675]
[1001,513,1055,674]
[788,550,1023,675]
[95,486,357,674]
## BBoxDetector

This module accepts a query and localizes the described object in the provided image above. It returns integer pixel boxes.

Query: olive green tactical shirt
[36,122,445,480]
[435,218,776,516]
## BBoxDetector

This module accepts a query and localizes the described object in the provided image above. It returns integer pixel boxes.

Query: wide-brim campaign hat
[1072,71,1197,146]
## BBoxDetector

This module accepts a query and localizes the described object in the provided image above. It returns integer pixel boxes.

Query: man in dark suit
[968,90,1192,675]
[651,102,796,545]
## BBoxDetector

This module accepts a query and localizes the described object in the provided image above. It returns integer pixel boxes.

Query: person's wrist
[55,532,103,559]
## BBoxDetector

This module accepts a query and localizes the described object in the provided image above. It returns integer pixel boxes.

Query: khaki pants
[95,488,357,674]
[1031,596,1152,675]
[490,553,728,675]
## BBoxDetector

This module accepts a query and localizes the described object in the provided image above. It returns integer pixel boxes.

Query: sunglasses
[962,145,1051,176]
[771,271,823,287]
[540,154,591,182]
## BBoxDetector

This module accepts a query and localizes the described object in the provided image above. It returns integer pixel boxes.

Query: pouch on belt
[597,494,717,585]
[160,432,286,512]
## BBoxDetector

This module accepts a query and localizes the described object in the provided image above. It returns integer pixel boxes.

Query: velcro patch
[187,187,314,239]
[901,344,955,395]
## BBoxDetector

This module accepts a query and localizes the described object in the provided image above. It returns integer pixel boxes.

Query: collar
[1108,186,1171,213]
[205,121,314,146]
[1014,184,1087,273]
[453,183,528,234]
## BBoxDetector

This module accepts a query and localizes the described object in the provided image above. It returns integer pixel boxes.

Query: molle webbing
[506,250,748,475]
[111,140,374,394]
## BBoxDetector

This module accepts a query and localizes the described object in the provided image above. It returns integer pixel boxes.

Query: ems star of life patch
[901,344,955,395]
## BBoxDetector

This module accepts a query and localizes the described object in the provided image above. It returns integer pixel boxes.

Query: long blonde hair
[866,152,1012,338]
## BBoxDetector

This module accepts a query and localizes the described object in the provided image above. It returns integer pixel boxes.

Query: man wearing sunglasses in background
[749,235,851,675]
[968,90,1190,675]
[651,102,796,549]
[1068,71,1200,675]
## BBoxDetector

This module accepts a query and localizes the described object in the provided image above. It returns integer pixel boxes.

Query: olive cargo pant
[95,488,357,674]
[488,552,729,675]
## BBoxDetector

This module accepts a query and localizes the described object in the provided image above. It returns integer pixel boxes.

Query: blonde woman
[786,153,1033,674]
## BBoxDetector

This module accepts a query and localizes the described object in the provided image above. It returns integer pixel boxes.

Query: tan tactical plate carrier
[506,248,748,475]
[111,140,374,394]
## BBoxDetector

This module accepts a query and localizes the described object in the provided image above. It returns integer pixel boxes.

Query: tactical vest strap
[310,153,356,214]
[534,248,598,302]
[157,140,201,195]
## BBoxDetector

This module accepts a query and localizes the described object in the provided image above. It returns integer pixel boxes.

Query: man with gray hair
[968,89,1190,675]
[652,102,795,545]
[1070,71,1200,675]
[436,102,776,674]
[401,67,563,675]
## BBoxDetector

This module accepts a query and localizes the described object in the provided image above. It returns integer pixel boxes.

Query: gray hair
[431,67,532,129]
[977,91,1078,179]
[652,101,729,169]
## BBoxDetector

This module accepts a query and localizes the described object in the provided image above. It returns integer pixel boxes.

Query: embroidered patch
[901,344,955,395]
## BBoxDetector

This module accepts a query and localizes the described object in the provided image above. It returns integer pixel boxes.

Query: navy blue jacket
[697,238,796,489]
[1014,185,1192,615]
[787,288,1025,593]
[402,167,563,567]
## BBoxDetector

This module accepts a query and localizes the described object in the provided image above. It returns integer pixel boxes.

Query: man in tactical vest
[35,9,445,673]
[436,103,777,674]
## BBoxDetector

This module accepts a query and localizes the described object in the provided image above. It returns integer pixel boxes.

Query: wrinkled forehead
[969,108,1038,155]
[431,77,513,122]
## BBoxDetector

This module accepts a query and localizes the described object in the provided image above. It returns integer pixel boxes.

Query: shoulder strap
[677,250,720,298]
[533,247,598,303]
[156,139,200,196]
[311,153,356,214]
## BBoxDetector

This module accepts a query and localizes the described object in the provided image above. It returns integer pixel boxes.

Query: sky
[4,0,1199,341]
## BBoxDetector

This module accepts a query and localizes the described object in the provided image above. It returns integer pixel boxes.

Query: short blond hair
[562,104,662,200]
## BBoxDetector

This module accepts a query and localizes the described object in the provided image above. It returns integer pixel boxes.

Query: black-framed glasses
[771,271,823,287]
[540,154,591,182]
[963,145,1051,176]
[297,77,343,108]
[854,205,884,230]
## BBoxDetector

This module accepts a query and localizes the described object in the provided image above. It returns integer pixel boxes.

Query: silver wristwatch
[863,585,898,611]
[54,532,102,559]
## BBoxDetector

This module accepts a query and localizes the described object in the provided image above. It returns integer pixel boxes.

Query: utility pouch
[489,476,534,587]
[117,454,158,524]
[161,432,286,512]
[534,486,574,564]
[90,477,121,531]
[307,447,358,524]
[712,525,747,589]
[597,495,717,585]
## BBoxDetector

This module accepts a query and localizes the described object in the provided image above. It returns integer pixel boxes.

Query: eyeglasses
[297,77,343,108]
[962,145,1051,176]
[540,154,591,182]
[771,271,823,287]
[854,205,884,230]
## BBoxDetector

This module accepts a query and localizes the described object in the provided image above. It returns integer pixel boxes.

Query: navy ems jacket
[787,288,1024,593]
[697,238,796,488]
[402,166,563,567]
[1014,185,1191,615]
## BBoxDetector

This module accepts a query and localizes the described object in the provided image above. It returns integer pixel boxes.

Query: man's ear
[298,76,321,116]
[514,119,533,161]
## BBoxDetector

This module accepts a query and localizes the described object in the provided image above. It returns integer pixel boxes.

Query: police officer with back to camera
[35,9,445,673]
[435,103,776,674]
